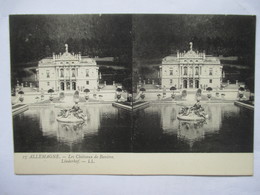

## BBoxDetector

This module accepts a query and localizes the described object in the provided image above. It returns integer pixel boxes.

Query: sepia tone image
[11,14,255,154]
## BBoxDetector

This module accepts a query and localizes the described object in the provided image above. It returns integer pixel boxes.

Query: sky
[10,14,256,70]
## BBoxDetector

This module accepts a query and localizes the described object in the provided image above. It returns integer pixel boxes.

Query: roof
[162,42,221,65]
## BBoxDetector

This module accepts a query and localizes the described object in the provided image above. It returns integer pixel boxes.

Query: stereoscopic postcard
[10,14,255,175]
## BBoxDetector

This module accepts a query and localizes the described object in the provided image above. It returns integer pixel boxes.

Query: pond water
[13,103,253,153]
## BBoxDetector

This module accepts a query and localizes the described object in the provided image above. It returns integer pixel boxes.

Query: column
[69,67,72,91]
[193,65,195,88]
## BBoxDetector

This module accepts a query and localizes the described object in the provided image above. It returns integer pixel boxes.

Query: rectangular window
[72,69,76,77]
[47,82,50,86]
[195,67,199,75]
[209,68,213,76]
[184,67,187,75]
[46,70,50,78]
[170,79,173,84]
[86,81,89,85]
[60,69,64,77]
[209,79,212,83]
[86,69,89,77]
[169,70,173,76]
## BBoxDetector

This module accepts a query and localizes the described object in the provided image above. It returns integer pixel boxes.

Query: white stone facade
[38,44,99,91]
[160,43,223,89]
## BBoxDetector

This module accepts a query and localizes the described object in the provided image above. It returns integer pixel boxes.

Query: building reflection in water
[57,122,85,144]
[160,104,227,147]
[178,120,206,148]
[32,105,118,146]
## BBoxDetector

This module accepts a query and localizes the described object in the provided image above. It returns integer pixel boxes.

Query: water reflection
[132,103,253,152]
[160,104,222,137]
[16,104,132,152]
[14,103,253,152]
[57,122,85,145]
[178,120,207,148]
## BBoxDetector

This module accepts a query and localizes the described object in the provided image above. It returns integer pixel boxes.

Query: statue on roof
[189,42,193,51]
[65,44,68,53]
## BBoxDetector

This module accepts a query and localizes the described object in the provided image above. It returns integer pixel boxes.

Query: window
[86,81,89,85]
[209,79,212,83]
[72,68,76,77]
[170,79,173,84]
[184,67,187,75]
[60,69,64,77]
[209,68,213,76]
[190,67,193,75]
[195,67,199,75]
[86,69,89,77]
[47,82,50,86]
[46,70,50,78]
[169,70,173,76]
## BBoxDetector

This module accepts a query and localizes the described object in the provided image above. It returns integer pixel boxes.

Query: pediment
[60,52,78,61]
[183,50,199,58]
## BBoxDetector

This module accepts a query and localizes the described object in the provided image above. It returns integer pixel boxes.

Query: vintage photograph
[11,14,255,154]
[10,14,133,152]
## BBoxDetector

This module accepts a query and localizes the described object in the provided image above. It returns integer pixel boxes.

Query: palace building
[38,44,99,91]
[160,42,223,89]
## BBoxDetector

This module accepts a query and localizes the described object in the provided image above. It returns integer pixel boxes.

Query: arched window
[195,67,199,75]
[72,68,75,77]
[60,69,64,77]
[189,67,193,75]
[184,67,187,76]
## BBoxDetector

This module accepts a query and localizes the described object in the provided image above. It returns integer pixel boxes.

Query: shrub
[196,89,202,97]
[19,97,24,103]
[73,91,80,98]
[206,87,213,92]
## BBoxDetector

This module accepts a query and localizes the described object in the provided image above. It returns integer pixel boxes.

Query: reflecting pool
[133,103,254,152]
[13,105,133,152]
[13,103,253,153]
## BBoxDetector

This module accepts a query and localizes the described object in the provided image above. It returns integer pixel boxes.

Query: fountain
[177,100,208,121]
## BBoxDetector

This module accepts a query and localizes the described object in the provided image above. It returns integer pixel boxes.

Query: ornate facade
[160,43,223,89]
[38,44,99,91]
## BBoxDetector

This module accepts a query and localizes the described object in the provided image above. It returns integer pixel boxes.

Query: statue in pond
[177,100,208,121]
[57,104,87,123]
